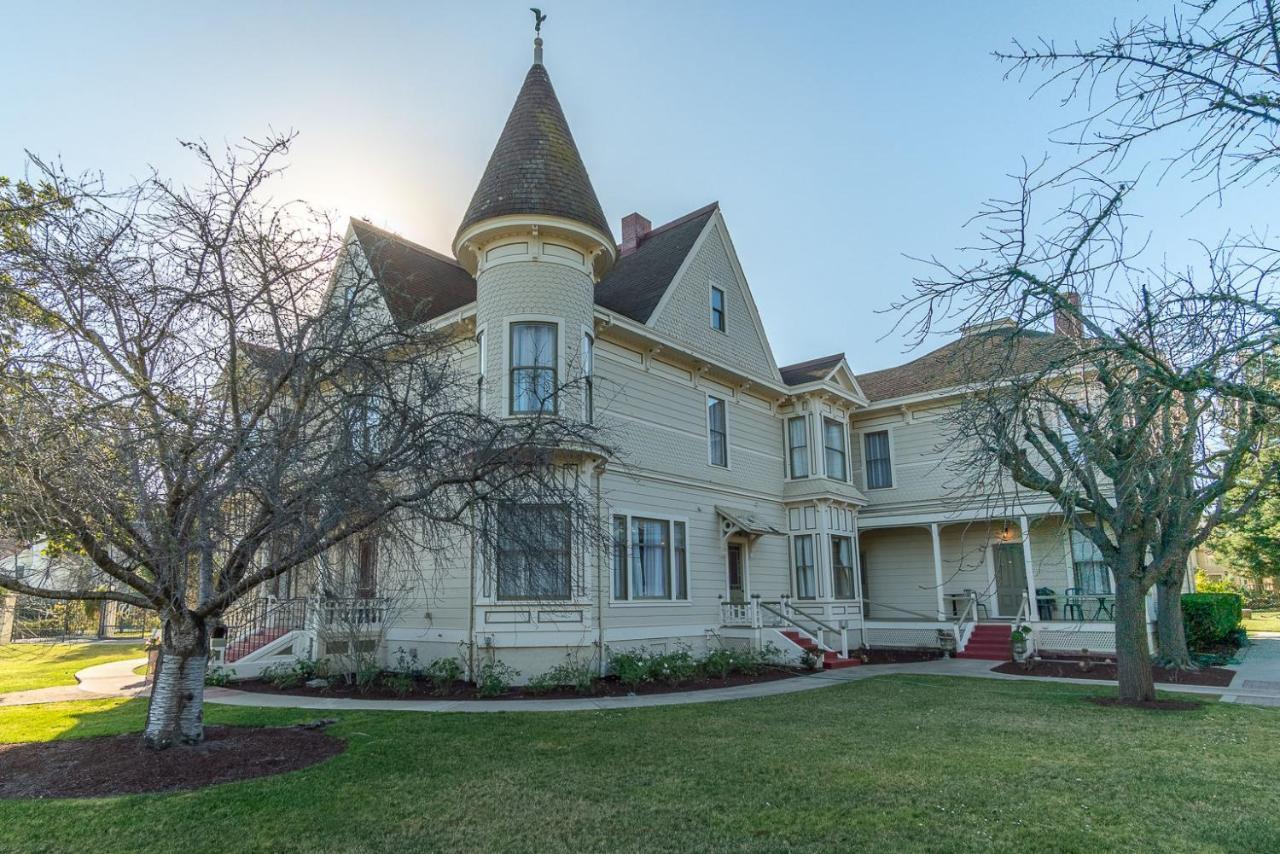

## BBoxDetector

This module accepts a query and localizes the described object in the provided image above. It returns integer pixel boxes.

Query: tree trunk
[143,614,208,750]
[1155,568,1192,669]
[1113,574,1155,703]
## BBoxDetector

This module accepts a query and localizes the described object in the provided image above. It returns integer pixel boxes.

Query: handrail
[858,598,944,622]
[786,603,840,635]
[1015,591,1030,625]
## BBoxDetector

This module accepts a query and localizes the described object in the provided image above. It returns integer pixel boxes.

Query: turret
[455,29,612,422]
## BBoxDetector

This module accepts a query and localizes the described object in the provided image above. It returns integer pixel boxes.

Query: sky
[2,1,1273,373]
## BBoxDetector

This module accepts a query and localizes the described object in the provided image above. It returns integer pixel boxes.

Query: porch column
[0,593,15,645]
[930,523,945,621]
[1019,515,1039,622]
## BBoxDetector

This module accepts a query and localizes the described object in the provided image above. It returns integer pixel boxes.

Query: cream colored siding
[859,527,937,618]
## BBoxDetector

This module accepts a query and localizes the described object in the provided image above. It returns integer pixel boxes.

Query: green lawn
[1243,610,1280,634]
[0,642,144,694]
[1,676,1277,853]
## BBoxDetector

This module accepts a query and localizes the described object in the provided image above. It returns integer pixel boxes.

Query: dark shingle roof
[352,220,477,328]
[594,203,717,323]
[779,353,845,386]
[854,328,1078,403]
[456,63,611,243]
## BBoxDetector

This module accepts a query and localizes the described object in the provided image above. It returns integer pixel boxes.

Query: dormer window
[510,322,557,415]
[710,286,726,332]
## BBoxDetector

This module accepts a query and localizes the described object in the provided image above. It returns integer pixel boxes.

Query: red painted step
[781,631,862,669]
[225,627,289,663]
[957,624,1013,661]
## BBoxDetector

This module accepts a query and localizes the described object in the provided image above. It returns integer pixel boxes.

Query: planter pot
[1011,638,1029,662]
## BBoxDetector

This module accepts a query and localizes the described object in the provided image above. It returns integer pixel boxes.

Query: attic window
[710,286,725,332]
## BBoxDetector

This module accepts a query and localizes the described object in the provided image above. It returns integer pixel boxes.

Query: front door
[727,543,745,603]
[993,543,1028,617]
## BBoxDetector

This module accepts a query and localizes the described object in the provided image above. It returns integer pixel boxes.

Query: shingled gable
[455,61,611,243]
[594,203,718,323]
[779,353,846,386]
[854,327,1080,404]
[350,220,477,328]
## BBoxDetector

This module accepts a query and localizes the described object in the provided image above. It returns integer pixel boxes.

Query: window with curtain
[356,536,378,598]
[496,504,571,600]
[710,286,725,331]
[863,430,893,489]
[476,330,486,411]
[832,536,855,600]
[788,416,809,478]
[611,515,688,601]
[824,418,847,481]
[510,322,557,414]
[708,396,728,467]
[1071,530,1112,594]
[582,332,594,423]
[794,535,816,599]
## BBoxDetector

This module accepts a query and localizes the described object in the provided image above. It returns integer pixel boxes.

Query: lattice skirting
[1034,626,1117,654]
[865,627,945,649]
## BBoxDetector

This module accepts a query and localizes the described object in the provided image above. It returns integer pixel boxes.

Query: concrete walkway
[1221,635,1280,707]
[204,654,1280,713]
[0,657,150,707]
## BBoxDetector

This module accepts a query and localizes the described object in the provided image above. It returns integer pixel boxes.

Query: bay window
[510,322,557,414]
[495,503,571,600]
[832,536,855,600]
[793,534,816,600]
[788,416,809,478]
[611,514,689,601]
[824,418,847,481]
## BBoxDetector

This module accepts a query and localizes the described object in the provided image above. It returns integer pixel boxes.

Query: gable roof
[456,62,611,243]
[779,353,845,386]
[351,220,477,328]
[594,203,717,323]
[854,328,1079,403]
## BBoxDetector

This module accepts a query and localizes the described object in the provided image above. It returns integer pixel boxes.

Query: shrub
[424,656,464,694]
[204,666,233,687]
[261,658,327,690]
[609,648,651,689]
[701,647,737,679]
[354,660,382,694]
[646,645,698,684]
[1182,592,1243,650]
[736,642,782,676]
[528,657,597,695]
[476,660,519,697]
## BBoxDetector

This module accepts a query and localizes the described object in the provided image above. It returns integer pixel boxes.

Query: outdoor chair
[1035,587,1056,620]
[1062,588,1085,621]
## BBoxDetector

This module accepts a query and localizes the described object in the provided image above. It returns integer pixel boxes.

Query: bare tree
[896,171,1278,701]
[0,136,606,748]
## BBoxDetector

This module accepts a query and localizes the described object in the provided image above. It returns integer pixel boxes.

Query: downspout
[594,461,607,677]
[466,507,477,681]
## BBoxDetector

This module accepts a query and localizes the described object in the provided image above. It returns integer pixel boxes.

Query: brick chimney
[620,212,651,257]
[1054,291,1083,338]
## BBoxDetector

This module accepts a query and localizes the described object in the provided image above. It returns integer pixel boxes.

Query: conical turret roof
[456,61,612,245]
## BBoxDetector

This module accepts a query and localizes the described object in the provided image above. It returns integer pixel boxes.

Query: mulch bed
[858,648,943,665]
[233,667,807,701]
[1086,696,1207,712]
[992,658,1236,687]
[0,724,345,800]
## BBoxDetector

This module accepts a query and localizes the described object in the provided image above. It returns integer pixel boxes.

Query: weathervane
[530,8,547,64]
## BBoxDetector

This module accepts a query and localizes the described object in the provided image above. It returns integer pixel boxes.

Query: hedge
[1181,593,1243,650]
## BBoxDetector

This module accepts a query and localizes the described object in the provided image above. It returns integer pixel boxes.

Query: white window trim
[790,533,819,600]
[786,413,811,481]
[503,315,563,418]
[580,324,595,423]
[706,393,731,469]
[822,415,850,483]
[857,424,898,491]
[608,510,693,606]
[830,534,857,601]
[486,502,577,604]
[709,281,726,334]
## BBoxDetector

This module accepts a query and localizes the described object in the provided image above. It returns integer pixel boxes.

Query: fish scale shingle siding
[649,223,775,379]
